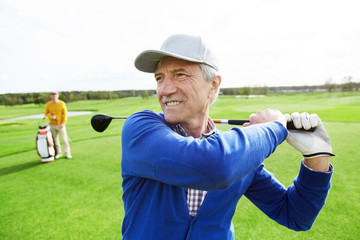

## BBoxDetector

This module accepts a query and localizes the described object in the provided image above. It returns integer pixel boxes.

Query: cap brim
[134,50,204,73]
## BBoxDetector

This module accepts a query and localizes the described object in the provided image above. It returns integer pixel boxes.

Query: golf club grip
[226,119,315,132]
[227,119,249,125]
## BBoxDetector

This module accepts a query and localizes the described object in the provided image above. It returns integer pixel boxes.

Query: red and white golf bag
[36,125,55,163]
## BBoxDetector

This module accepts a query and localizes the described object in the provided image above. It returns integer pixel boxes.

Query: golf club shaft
[112,117,127,119]
[213,119,307,131]
[96,115,312,131]
[213,119,248,125]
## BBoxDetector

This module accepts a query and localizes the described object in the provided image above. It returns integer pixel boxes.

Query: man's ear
[209,76,222,96]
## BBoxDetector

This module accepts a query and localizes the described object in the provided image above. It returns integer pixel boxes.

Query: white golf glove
[285,112,335,158]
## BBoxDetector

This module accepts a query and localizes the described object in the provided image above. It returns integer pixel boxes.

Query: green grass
[0,92,359,239]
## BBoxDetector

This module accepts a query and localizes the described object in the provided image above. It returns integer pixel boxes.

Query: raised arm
[121,110,288,190]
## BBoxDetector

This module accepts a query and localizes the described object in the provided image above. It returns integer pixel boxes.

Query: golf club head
[91,114,113,132]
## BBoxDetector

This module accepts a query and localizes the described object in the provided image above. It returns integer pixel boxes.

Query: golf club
[91,114,314,132]
[212,119,306,131]
[91,114,127,132]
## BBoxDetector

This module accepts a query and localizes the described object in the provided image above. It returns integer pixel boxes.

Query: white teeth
[166,101,181,106]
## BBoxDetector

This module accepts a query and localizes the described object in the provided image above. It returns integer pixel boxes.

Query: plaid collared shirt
[170,118,216,218]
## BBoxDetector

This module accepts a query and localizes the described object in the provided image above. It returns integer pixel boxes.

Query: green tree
[341,75,354,92]
[141,90,149,99]
[324,78,336,95]
[239,87,252,97]
[1,95,14,106]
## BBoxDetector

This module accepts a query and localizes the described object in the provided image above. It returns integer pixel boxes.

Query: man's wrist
[303,156,331,172]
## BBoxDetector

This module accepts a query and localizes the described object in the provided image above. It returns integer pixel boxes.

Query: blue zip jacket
[121,110,332,239]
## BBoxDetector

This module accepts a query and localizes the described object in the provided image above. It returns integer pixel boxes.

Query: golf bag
[36,125,55,163]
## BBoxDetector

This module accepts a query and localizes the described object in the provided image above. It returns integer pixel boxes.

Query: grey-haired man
[120,34,334,239]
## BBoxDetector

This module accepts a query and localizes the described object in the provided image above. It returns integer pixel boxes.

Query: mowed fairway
[0,92,359,239]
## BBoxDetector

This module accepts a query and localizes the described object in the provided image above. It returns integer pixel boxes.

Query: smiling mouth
[165,101,182,106]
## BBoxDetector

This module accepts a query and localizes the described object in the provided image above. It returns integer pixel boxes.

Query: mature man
[121,34,334,239]
[45,91,72,159]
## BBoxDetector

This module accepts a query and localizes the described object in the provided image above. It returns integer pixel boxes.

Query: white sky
[1,0,359,94]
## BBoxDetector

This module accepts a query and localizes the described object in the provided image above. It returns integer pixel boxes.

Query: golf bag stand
[36,124,55,163]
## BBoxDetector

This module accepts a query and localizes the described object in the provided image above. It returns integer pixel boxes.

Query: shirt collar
[169,117,217,139]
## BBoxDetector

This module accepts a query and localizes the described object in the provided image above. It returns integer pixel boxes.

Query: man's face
[50,93,58,102]
[155,57,216,126]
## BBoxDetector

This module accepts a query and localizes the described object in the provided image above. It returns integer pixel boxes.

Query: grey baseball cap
[134,34,219,73]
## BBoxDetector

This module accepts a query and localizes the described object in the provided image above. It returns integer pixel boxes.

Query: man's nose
[159,77,177,96]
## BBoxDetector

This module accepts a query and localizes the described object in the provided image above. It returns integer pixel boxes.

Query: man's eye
[155,76,163,82]
[176,73,186,78]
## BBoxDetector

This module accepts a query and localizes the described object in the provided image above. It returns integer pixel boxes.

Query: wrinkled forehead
[155,57,201,73]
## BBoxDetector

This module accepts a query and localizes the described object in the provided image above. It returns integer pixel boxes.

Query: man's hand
[51,115,57,120]
[285,112,334,159]
[243,109,287,128]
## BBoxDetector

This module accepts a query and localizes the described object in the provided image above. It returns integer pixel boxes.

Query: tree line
[1,81,359,106]
[0,90,156,106]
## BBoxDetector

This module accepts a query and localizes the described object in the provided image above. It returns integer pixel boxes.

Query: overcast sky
[1,0,359,94]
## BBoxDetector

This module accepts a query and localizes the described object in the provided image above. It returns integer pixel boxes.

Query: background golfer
[45,91,72,159]
[120,34,334,239]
